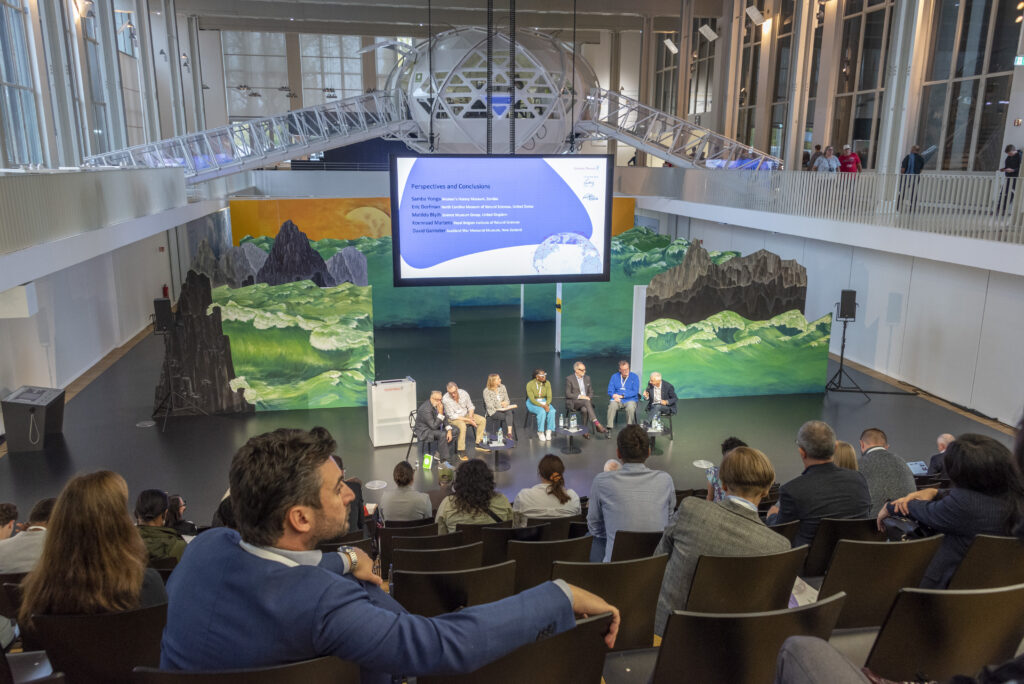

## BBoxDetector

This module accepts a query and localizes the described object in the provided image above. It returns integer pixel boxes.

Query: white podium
[367,377,417,447]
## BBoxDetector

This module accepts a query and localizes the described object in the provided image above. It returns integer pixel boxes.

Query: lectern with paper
[368,377,417,446]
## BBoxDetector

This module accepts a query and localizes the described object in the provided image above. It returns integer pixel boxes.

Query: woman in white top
[513,454,581,526]
[812,146,840,172]
[482,373,517,439]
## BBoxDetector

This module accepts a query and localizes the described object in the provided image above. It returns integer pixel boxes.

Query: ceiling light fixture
[662,37,678,55]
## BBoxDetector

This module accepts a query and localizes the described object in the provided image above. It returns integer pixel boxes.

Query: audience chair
[507,536,593,593]
[768,520,801,545]
[685,546,809,613]
[419,613,614,684]
[378,523,439,580]
[1,584,40,652]
[392,543,483,573]
[552,554,668,651]
[1,648,53,684]
[318,537,373,556]
[156,569,174,585]
[391,561,517,617]
[31,603,167,684]
[864,583,1024,682]
[524,514,586,541]
[803,518,884,577]
[521,408,538,441]
[147,557,177,570]
[381,517,435,529]
[480,524,549,565]
[567,521,590,539]
[321,528,369,545]
[0,574,26,620]
[947,534,1024,590]
[455,520,512,545]
[132,656,359,683]
[609,530,664,562]
[603,592,847,684]
[392,531,466,551]
[818,536,944,629]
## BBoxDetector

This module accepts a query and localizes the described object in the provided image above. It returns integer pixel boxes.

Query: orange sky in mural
[230,198,392,243]
[231,196,637,243]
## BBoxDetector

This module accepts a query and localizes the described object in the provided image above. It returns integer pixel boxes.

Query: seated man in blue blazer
[642,371,677,427]
[161,427,619,684]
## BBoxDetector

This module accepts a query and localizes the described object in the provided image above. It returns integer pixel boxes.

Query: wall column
[782,0,816,166]
[636,14,655,166]
[285,33,303,110]
[874,0,926,173]
[607,30,621,161]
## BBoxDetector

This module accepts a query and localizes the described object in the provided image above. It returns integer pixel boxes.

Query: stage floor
[0,306,1014,526]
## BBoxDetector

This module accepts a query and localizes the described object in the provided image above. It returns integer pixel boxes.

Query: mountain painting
[643,243,831,398]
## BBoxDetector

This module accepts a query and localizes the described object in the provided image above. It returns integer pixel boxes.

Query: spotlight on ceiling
[662,37,679,55]
[698,24,719,42]
[746,5,766,26]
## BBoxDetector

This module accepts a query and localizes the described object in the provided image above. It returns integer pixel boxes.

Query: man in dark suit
[927,433,956,477]
[641,371,677,427]
[765,420,871,548]
[565,361,607,439]
[413,390,458,463]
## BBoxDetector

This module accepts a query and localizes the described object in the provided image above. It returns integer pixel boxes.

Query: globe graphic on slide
[532,233,601,275]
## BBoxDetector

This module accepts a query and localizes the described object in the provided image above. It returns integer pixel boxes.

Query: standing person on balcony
[999,144,1020,215]
[898,145,925,212]
[838,144,862,173]
[812,146,839,172]
[807,144,823,170]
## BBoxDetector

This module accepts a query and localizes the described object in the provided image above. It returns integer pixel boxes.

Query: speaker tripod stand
[825,304,914,400]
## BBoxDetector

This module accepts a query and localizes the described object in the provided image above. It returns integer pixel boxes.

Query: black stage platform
[0,306,1014,525]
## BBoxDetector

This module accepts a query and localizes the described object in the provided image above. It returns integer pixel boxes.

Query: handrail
[82,91,416,184]
[575,88,783,170]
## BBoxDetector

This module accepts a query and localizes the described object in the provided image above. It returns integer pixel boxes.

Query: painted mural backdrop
[643,244,832,398]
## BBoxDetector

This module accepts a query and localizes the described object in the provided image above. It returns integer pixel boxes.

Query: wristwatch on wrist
[342,546,359,573]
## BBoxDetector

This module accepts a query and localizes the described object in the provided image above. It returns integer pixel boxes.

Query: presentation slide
[390,155,613,286]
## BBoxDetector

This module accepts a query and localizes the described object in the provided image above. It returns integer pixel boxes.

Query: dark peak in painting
[256,220,337,288]
[325,246,369,287]
[646,243,807,325]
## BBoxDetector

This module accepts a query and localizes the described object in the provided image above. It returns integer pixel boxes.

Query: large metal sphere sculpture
[386,27,599,154]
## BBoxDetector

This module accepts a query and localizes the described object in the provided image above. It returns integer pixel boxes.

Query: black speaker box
[154,298,173,332]
[839,290,857,320]
[1,386,65,453]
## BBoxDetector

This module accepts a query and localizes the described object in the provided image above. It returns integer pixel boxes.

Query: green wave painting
[643,310,833,398]
[209,281,374,410]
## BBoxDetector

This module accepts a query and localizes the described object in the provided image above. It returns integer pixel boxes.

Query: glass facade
[736,0,764,147]
[222,31,290,120]
[770,0,795,158]
[0,0,42,166]
[653,31,679,115]
[300,34,363,106]
[688,19,716,116]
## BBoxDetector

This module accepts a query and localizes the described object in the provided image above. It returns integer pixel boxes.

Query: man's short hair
[616,424,650,463]
[573,361,585,371]
[135,489,170,522]
[28,498,56,524]
[911,145,921,153]
[229,427,337,546]
[393,461,414,487]
[0,503,17,527]
[649,371,661,381]
[603,459,621,472]
[720,447,775,499]
[937,433,955,451]
[860,428,887,446]
[446,382,458,390]
[618,360,629,369]
[430,390,442,400]
[1006,144,1016,154]
[797,421,836,460]
[720,436,748,456]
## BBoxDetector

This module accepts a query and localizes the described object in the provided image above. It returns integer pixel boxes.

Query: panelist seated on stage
[160,428,621,683]
[435,460,514,535]
[565,361,607,439]
[526,368,557,443]
[413,391,458,464]
[606,360,641,428]
[443,382,489,456]
[379,462,433,522]
[642,372,677,427]
[482,374,518,439]
[513,454,581,526]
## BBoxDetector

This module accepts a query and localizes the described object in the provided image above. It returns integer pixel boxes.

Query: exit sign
[1016,55,1024,66]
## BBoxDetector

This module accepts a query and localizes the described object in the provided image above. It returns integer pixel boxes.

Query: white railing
[670,170,1024,244]
[576,88,783,170]
[82,91,418,184]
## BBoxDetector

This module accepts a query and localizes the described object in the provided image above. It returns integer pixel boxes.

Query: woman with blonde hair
[482,373,517,439]
[513,454,581,525]
[833,441,859,471]
[20,471,166,625]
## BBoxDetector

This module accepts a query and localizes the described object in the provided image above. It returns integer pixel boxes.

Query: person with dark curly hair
[587,425,675,562]
[435,459,513,534]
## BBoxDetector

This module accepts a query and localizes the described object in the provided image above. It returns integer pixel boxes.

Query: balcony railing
[659,169,1024,245]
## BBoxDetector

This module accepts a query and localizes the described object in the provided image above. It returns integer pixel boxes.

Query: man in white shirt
[442,382,488,457]
[0,497,54,573]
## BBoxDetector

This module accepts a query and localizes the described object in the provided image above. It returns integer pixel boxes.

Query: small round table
[482,435,515,472]
[556,425,589,454]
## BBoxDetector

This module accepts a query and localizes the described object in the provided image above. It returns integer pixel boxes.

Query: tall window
[805,25,823,154]
[769,0,795,157]
[222,31,288,120]
[375,37,413,91]
[0,0,43,166]
[653,32,679,115]
[917,0,1017,171]
[831,0,895,169]
[300,34,362,106]
[113,7,135,56]
[736,0,765,147]
[82,11,110,154]
[688,19,716,116]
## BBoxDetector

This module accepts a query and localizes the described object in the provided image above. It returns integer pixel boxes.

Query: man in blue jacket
[606,360,641,430]
[161,427,619,683]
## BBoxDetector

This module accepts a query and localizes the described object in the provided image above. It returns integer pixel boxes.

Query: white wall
[0,233,170,434]
[658,216,1024,426]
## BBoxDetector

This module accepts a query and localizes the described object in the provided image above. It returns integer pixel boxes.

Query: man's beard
[310,510,349,547]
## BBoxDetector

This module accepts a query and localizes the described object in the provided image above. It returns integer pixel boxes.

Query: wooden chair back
[392,543,483,573]
[391,562,517,617]
[685,546,809,613]
[947,534,1024,590]
[507,536,593,592]
[132,656,359,683]
[609,530,664,562]
[480,524,548,566]
[378,523,438,580]
[803,518,884,577]
[524,514,586,541]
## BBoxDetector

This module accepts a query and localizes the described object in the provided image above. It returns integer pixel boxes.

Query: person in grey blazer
[0,497,55,574]
[857,428,916,517]
[654,447,790,636]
